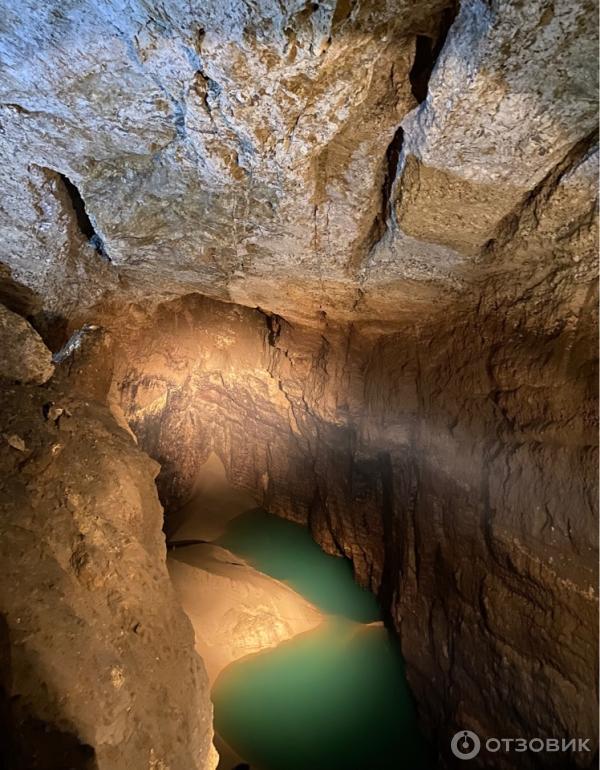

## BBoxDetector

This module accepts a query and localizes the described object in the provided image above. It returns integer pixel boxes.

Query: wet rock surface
[112,269,598,768]
[169,543,322,682]
[166,454,322,683]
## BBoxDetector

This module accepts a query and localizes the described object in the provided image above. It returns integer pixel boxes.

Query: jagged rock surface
[0,0,597,326]
[0,303,54,384]
[0,0,598,768]
[112,265,598,768]
[0,337,216,770]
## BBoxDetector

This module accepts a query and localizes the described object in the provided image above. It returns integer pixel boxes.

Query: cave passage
[211,510,432,770]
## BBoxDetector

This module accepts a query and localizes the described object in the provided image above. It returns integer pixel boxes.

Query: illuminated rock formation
[167,454,323,683]
[111,279,598,767]
[0,315,216,770]
[169,544,322,682]
[0,0,597,768]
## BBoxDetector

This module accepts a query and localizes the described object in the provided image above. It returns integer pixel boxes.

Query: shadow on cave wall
[0,264,69,351]
[0,615,97,770]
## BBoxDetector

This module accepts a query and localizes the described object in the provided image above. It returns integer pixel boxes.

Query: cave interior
[0,1,598,769]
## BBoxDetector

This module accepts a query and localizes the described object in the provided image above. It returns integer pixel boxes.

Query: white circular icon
[451,730,481,760]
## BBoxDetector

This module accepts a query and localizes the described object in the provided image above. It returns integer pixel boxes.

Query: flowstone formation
[0,0,598,769]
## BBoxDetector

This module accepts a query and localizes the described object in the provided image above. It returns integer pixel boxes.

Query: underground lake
[209,509,433,770]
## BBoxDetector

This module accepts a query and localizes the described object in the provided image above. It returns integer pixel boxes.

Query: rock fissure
[364,5,459,260]
[55,173,109,262]
[409,4,458,104]
[369,126,405,248]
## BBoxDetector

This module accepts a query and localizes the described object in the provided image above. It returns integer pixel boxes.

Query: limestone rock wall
[1,0,597,326]
[107,132,598,765]
[0,309,216,770]
[113,255,598,767]
[0,0,598,767]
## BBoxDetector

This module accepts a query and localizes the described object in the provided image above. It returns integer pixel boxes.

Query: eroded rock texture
[110,266,598,768]
[0,304,54,384]
[0,0,596,325]
[0,0,598,768]
[169,543,322,682]
[0,312,216,770]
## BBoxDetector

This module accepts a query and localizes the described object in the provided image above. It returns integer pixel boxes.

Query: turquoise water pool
[213,509,431,770]
[217,508,379,622]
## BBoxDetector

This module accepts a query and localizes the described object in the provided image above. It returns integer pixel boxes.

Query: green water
[213,509,431,770]
[217,509,379,622]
